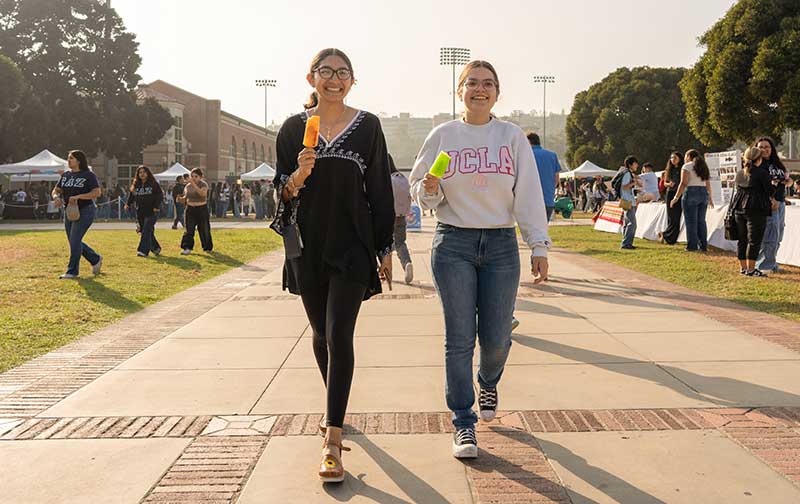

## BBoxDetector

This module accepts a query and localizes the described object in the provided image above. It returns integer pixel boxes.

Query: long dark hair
[68,150,89,171]
[304,48,354,110]
[685,149,710,181]
[131,165,156,190]
[664,151,682,183]
[755,136,786,172]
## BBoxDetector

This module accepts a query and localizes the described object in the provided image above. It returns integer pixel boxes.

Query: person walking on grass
[178,168,213,254]
[616,155,640,249]
[242,184,252,217]
[171,175,186,229]
[51,150,103,279]
[732,147,774,277]
[410,60,550,460]
[271,48,395,483]
[670,150,713,252]
[528,132,561,222]
[125,165,163,257]
[389,153,414,284]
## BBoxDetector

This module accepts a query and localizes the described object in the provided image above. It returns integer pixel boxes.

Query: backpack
[611,168,629,198]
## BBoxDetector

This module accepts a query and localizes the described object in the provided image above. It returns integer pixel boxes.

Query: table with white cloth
[593,199,800,267]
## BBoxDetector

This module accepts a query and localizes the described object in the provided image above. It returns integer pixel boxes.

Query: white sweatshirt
[410,118,551,257]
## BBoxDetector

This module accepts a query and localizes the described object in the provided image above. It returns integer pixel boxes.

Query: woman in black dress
[659,151,682,244]
[271,48,395,483]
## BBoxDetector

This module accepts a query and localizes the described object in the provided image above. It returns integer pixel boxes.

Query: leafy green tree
[566,67,716,169]
[681,0,800,145]
[0,0,171,159]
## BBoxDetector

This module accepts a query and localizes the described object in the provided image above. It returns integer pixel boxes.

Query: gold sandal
[319,441,350,483]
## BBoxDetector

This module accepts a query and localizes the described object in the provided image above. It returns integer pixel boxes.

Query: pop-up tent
[10,173,62,182]
[0,150,69,174]
[154,163,191,182]
[559,160,618,179]
[241,162,276,181]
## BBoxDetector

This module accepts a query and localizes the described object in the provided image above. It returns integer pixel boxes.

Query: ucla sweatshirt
[409,118,551,257]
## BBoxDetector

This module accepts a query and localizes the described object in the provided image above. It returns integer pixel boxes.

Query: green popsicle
[428,151,451,177]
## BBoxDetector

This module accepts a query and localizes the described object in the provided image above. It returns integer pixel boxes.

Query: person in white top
[670,149,714,251]
[409,60,550,459]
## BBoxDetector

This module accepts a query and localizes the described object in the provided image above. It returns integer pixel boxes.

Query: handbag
[724,210,738,241]
[619,199,632,211]
[66,200,80,221]
[280,198,303,259]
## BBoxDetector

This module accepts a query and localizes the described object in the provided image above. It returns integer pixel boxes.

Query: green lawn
[549,225,800,322]
[0,228,281,373]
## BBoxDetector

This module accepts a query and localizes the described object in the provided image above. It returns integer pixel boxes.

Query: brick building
[93,80,277,186]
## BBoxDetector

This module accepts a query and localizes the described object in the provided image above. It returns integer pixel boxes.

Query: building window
[260,144,265,162]
[231,136,237,161]
[174,115,183,165]
[252,142,257,163]
[268,146,273,163]
[242,139,248,167]
[117,165,137,182]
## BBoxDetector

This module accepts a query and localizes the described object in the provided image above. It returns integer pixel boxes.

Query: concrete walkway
[2,218,800,503]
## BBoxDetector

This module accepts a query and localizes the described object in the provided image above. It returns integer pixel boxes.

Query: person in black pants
[171,175,186,229]
[271,48,395,483]
[125,166,163,257]
[732,147,774,277]
[659,151,683,244]
[178,168,213,254]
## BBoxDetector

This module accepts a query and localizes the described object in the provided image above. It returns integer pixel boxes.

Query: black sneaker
[739,268,747,275]
[479,387,498,421]
[746,269,768,278]
[452,427,477,459]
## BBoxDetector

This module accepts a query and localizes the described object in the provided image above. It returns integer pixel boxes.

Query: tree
[0,0,171,159]
[681,0,800,145]
[565,67,718,169]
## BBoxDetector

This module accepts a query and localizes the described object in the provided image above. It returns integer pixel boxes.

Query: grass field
[0,228,281,372]
[549,225,800,322]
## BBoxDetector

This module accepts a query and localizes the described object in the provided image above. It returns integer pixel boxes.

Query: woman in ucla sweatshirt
[125,165,163,257]
[410,60,550,460]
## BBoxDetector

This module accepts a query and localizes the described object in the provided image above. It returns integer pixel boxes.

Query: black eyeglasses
[315,66,352,80]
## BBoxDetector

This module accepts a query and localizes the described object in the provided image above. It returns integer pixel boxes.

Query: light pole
[255,79,277,131]
[532,75,556,147]
[440,47,471,120]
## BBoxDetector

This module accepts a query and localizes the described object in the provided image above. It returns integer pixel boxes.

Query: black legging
[735,212,768,261]
[181,204,213,251]
[300,271,367,428]
[663,189,682,244]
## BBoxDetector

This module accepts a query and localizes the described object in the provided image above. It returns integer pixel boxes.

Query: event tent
[154,163,191,181]
[559,160,618,179]
[0,150,69,175]
[241,163,276,181]
[10,173,62,182]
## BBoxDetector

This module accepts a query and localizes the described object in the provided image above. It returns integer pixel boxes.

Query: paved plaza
[2,219,800,503]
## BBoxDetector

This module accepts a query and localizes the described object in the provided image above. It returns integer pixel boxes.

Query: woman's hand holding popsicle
[422,173,440,195]
[288,148,316,197]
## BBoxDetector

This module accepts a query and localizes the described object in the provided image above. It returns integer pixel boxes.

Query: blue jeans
[545,206,554,222]
[682,187,709,251]
[64,205,101,276]
[233,199,241,218]
[173,202,185,228]
[621,205,637,247]
[138,214,161,255]
[254,198,264,220]
[756,201,785,271]
[431,224,520,429]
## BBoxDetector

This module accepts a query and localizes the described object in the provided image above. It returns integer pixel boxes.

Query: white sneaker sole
[404,264,414,284]
[452,441,478,459]
[92,258,102,275]
[480,409,497,422]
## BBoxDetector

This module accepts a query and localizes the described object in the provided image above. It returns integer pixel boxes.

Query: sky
[113,0,738,128]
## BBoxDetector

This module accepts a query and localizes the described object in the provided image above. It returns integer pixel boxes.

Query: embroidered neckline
[303,109,365,150]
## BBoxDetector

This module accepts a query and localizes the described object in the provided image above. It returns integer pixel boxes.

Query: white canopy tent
[10,173,62,182]
[0,150,69,175]
[240,163,276,181]
[559,160,618,179]
[154,163,191,182]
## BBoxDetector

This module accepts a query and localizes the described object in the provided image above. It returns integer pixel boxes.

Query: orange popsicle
[303,115,320,148]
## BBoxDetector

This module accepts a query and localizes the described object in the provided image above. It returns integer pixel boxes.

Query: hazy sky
[114,0,737,128]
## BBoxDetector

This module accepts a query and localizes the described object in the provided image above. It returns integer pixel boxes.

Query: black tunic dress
[271,110,395,300]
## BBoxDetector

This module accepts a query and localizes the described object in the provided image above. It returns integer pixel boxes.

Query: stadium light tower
[533,75,556,146]
[255,79,277,131]
[440,47,471,119]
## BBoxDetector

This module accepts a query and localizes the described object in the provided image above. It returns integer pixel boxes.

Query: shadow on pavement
[533,435,668,504]
[513,334,800,407]
[323,434,451,504]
